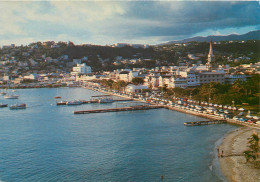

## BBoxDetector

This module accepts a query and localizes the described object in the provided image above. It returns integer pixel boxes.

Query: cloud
[0,1,259,45]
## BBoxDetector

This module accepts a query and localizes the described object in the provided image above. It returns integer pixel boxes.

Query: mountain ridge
[164,30,260,44]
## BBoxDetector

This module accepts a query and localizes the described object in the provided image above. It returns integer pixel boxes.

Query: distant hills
[165,30,260,44]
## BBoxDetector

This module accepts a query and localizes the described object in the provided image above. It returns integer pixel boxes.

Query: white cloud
[0,1,258,46]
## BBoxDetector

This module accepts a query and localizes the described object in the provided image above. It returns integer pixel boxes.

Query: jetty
[74,105,163,114]
[184,120,226,126]
[57,98,133,105]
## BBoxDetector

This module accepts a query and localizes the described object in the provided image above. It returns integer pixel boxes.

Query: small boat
[98,97,114,103]
[0,91,7,95]
[4,94,19,99]
[56,100,67,105]
[54,96,61,99]
[9,103,26,109]
[0,103,8,107]
[66,100,83,105]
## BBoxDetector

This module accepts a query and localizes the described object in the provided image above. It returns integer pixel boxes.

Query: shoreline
[82,85,260,182]
[218,127,260,182]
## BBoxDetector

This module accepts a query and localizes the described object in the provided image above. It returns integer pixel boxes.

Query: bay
[0,88,237,181]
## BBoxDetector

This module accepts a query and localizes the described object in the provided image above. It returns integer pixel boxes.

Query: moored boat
[56,100,67,105]
[54,96,61,99]
[0,103,8,107]
[4,94,19,99]
[9,103,26,109]
[66,100,83,105]
[98,97,114,103]
[0,91,7,95]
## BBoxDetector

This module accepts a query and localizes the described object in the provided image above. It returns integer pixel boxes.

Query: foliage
[112,80,127,91]
[244,132,260,168]
[132,77,144,85]
[100,79,114,88]
[162,74,259,109]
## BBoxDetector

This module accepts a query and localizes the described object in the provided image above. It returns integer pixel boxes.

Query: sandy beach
[218,127,260,182]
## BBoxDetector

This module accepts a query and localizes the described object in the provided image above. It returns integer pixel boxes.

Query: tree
[100,79,114,88]
[132,77,144,85]
[112,80,127,91]
[244,132,260,168]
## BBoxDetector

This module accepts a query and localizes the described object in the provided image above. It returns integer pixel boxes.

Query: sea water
[0,88,238,181]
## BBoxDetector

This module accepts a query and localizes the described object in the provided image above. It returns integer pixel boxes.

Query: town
[0,40,258,88]
[0,39,259,124]
[0,1,259,181]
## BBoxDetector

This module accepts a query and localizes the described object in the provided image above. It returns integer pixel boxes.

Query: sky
[0,0,259,46]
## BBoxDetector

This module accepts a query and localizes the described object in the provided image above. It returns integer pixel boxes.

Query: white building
[168,77,187,88]
[71,63,91,75]
[23,74,39,80]
[179,71,200,87]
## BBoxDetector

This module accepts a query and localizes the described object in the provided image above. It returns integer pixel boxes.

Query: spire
[209,40,213,55]
[206,40,215,71]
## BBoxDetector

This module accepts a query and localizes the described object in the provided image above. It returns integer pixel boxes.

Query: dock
[57,98,133,105]
[184,120,226,126]
[74,105,163,114]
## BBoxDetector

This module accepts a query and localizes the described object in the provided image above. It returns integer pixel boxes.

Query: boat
[54,96,61,99]
[66,100,83,105]
[0,103,8,107]
[9,103,26,109]
[4,94,19,99]
[98,97,114,103]
[0,91,7,95]
[56,100,67,105]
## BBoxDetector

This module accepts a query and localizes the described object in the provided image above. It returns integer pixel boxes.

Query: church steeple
[209,40,213,55]
[206,40,215,71]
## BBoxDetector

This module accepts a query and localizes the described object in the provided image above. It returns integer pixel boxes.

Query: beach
[218,127,260,182]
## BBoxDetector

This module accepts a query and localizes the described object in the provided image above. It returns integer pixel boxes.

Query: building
[225,74,247,84]
[71,63,91,75]
[197,70,225,84]
[169,77,187,88]
[206,41,215,71]
[23,74,39,80]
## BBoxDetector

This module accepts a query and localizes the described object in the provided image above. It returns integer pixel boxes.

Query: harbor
[0,87,238,182]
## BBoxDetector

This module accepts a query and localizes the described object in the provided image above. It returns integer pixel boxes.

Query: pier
[57,98,133,105]
[82,98,133,104]
[184,120,227,126]
[74,105,163,114]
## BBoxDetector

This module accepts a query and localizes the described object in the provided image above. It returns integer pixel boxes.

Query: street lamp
[232,100,235,107]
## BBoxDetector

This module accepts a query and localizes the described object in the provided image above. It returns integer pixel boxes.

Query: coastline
[82,85,260,181]
[218,127,260,182]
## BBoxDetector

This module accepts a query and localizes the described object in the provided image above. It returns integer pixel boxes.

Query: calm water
[0,88,238,182]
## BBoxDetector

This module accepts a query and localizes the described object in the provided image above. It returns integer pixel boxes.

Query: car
[224,110,230,114]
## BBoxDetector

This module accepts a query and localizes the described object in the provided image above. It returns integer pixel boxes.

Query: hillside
[165,30,260,44]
